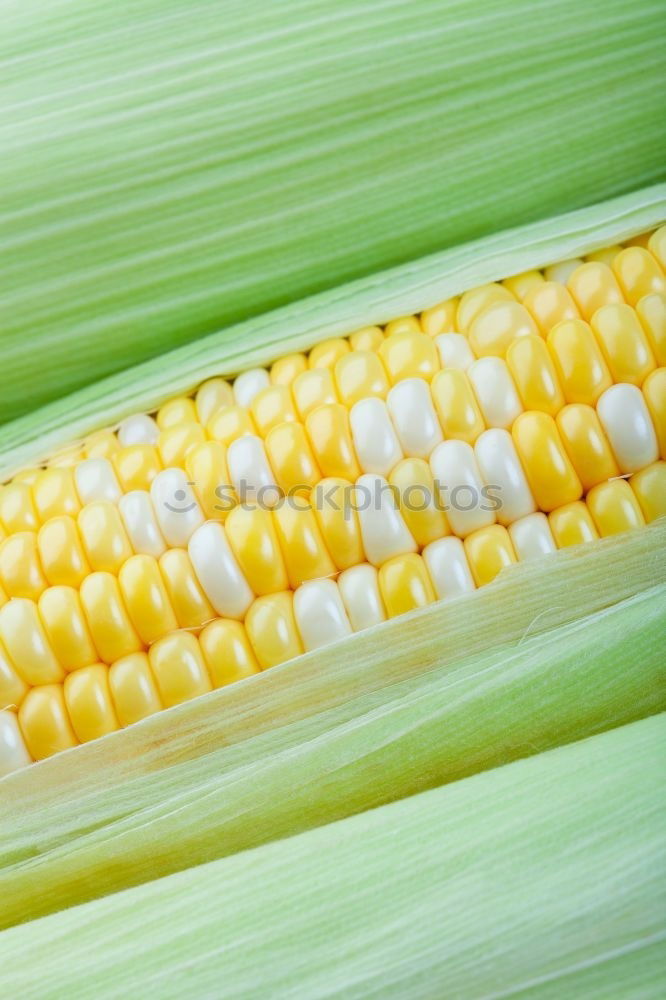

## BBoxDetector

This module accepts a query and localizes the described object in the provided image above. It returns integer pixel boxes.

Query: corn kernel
[349,327,385,352]
[293,579,352,651]
[80,572,144,663]
[611,247,665,305]
[195,377,234,424]
[648,226,666,270]
[512,412,582,512]
[464,524,516,587]
[292,369,339,420]
[545,259,584,284]
[245,591,303,668]
[305,403,360,480]
[587,479,645,537]
[506,335,565,415]
[251,385,298,436]
[270,353,308,386]
[590,304,655,386]
[567,262,623,320]
[158,422,206,467]
[119,554,179,646]
[0,531,48,599]
[18,685,78,760]
[265,421,321,495]
[113,445,162,492]
[546,319,612,405]
[629,462,666,523]
[309,338,350,369]
[469,302,539,359]
[556,404,619,491]
[148,631,212,708]
[0,638,28,711]
[0,482,39,533]
[225,505,289,595]
[0,598,64,685]
[642,368,666,458]
[379,553,435,617]
[379,331,440,383]
[64,664,119,743]
[207,405,256,447]
[457,284,514,333]
[33,467,81,521]
[78,501,133,574]
[312,478,364,572]
[185,440,234,521]
[159,548,215,630]
[548,502,599,548]
[503,270,544,302]
[523,282,580,337]
[156,396,197,429]
[389,458,449,547]
[38,586,99,672]
[420,299,458,336]
[385,316,421,337]
[109,652,163,727]
[334,350,390,406]
[431,369,485,445]
[635,293,666,367]
[85,430,121,460]
[199,619,260,686]
[38,515,91,587]
[273,502,336,589]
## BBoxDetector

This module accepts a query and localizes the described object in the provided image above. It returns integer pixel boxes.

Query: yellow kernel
[159,548,215,630]
[251,385,298,436]
[309,338,350,369]
[185,441,234,521]
[32,467,81,521]
[636,293,666,367]
[0,598,64,685]
[512,412,582,512]
[502,270,545,302]
[420,299,459,336]
[38,586,99,673]
[587,479,645,537]
[546,319,612,405]
[0,482,39,533]
[64,663,120,744]
[38,515,91,588]
[629,462,666,523]
[642,368,666,458]
[265,422,321,496]
[80,572,144,664]
[225,505,289,596]
[207,405,257,447]
[113,445,162,492]
[612,246,665,305]
[379,332,440,383]
[431,369,485,444]
[19,685,78,760]
[273,502,336,589]
[195,378,234,424]
[156,396,197,429]
[119,554,179,646]
[548,502,599,548]
[199,619,260,686]
[506,335,565,415]
[648,226,666,270]
[469,301,539,358]
[0,637,28,711]
[305,404,360,481]
[270,353,308,386]
[85,430,121,460]
[388,458,449,547]
[158,422,206,467]
[0,531,48,600]
[457,284,514,333]
[334,350,390,406]
[590,303,655,386]
[312,477,364,572]
[556,404,619,492]
[464,524,517,587]
[78,502,133,574]
[245,591,303,669]
[567,262,623,321]
[292,369,339,421]
[378,553,435,618]
[109,652,163,727]
[349,327,385,352]
[149,631,212,708]
[523,281,580,337]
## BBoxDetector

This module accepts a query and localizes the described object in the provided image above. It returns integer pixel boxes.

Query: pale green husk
[1,184,664,479]
[1,0,665,423]
[2,713,664,998]
[2,520,664,930]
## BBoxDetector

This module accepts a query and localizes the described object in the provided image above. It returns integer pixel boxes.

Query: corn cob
[0,231,665,775]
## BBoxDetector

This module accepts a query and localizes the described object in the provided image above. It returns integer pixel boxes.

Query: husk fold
[1,184,664,479]
[1,0,665,423]
[2,520,664,929]
[2,714,664,998]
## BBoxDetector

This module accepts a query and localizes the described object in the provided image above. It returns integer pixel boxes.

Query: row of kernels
[5,458,664,772]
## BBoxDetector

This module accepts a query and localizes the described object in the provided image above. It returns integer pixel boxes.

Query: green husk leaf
[2,713,664,998]
[2,0,665,423]
[2,520,664,929]
[1,184,664,479]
